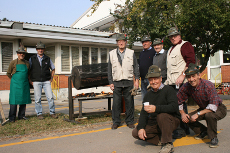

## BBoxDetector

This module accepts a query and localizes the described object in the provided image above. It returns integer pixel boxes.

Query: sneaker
[51,114,58,119]
[158,140,162,146]
[37,115,44,120]
[127,124,135,129]
[209,137,219,148]
[159,143,174,153]
[111,124,119,130]
[195,131,208,140]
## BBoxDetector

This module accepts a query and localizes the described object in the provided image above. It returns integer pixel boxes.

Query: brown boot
[51,114,58,119]
[37,115,44,120]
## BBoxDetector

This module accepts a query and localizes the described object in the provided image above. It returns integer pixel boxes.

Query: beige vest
[109,48,134,81]
[166,40,187,85]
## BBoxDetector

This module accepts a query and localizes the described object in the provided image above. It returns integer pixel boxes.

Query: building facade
[0,20,142,102]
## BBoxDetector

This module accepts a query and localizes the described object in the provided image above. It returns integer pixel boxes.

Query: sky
[0,0,95,27]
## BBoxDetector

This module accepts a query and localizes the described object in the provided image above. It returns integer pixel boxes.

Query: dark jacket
[139,47,156,79]
[30,54,52,82]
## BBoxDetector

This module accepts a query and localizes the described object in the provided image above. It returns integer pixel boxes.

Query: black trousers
[9,104,26,121]
[112,86,134,125]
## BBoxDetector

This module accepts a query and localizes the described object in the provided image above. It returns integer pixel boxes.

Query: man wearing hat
[108,34,139,129]
[165,27,196,137]
[29,41,57,120]
[139,35,156,99]
[152,38,167,83]
[132,65,180,153]
[7,44,31,122]
[177,63,227,148]
[165,27,195,89]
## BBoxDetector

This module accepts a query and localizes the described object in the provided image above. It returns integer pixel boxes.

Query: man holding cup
[132,65,180,153]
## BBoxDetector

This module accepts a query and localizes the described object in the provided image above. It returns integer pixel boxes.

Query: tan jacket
[109,48,134,81]
[165,40,187,85]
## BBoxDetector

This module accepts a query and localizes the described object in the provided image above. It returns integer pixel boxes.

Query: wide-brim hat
[116,34,127,41]
[145,65,162,78]
[36,41,46,49]
[167,27,181,37]
[185,63,200,76]
[141,35,151,42]
[153,38,163,45]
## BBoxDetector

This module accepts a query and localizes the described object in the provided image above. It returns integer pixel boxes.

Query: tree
[92,0,230,72]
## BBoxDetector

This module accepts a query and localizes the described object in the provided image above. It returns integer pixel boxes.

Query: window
[82,47,89,65]
[1,42,13,72]
[91,47,98,64]
[61,46,70,72]
[100,48,107,63]
[210,52,220,66]
[45,46,55,66]
[72,46,79,67]
[223,53,230,63]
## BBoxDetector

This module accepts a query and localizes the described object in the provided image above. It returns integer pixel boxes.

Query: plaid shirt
[177,79,222,112]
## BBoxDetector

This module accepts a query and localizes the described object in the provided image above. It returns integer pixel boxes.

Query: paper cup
[143,102,149,106]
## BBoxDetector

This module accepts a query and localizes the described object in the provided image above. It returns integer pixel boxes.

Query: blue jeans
[141,79,149,100]
[33,81,55,115]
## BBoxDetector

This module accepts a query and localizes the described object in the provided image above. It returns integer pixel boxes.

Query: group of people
[7,27,227,153]
[108,27,227,153]
[7,41,57,122]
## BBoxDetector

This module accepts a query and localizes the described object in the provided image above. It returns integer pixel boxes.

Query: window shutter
[1,42,13,72]
[61,46,70,72]
[82,47,89,65]
[45,46,55,66]
[100,48,107,63]
[72,46,79,66]
[91,47,98,64]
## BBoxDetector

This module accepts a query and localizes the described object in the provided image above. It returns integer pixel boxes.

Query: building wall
[0,75,11,90]
[200,68,208,80]
[221,65,230,83]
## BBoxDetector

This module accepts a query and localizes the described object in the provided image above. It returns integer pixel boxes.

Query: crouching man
[177,63,227,148]
[132,65,180,153]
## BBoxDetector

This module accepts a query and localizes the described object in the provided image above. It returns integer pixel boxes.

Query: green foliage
[93,0,230,72]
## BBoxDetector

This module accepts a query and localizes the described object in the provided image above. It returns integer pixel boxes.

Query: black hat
[145,65,162,78]
[185,63,200,76]
[141,35,151,42]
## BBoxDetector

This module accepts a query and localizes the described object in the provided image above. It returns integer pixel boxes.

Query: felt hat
[145,65,162,78]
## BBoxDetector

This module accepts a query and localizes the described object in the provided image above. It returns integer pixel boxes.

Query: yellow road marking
[0,124,127,148]
[174,136,210,147]
[174,131,221,147]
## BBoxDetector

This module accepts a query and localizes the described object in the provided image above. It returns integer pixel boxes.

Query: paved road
[0,95,230,153]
